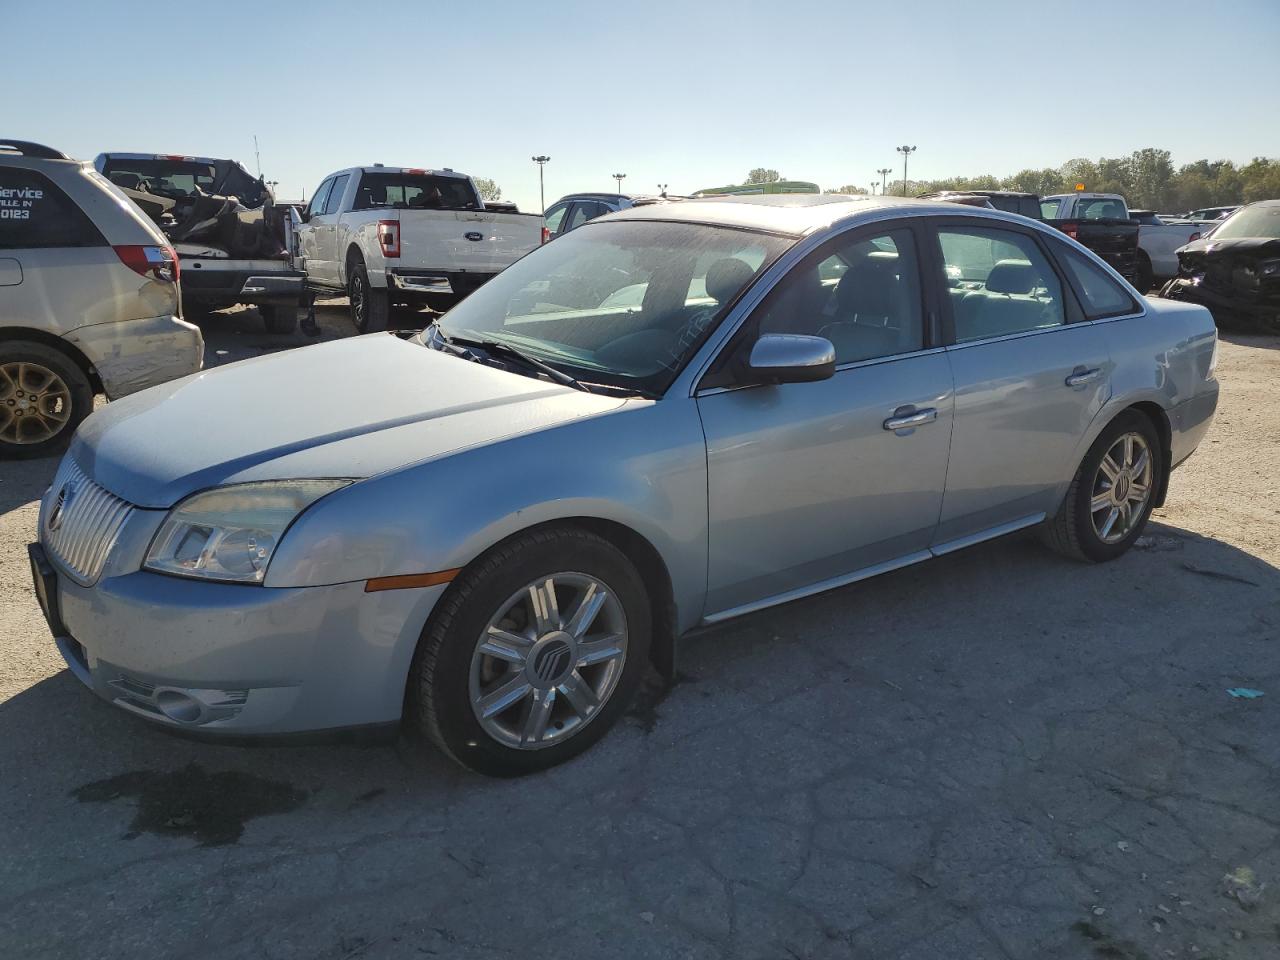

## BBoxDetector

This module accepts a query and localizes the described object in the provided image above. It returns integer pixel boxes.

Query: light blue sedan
[29,195,1219,775]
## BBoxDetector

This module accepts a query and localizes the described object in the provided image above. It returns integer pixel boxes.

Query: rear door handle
[1065,367,1102,387]
[883,407,938,431]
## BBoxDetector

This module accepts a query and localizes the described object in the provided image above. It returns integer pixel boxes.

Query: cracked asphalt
[1,308,1277,960]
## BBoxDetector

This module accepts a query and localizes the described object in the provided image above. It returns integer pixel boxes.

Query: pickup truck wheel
[411,527,651,777]
[1041,411,1162,563]
[258,304,298,335]
[0,342,94,460]
[1134,253,1154,292]
[348,262,389,334]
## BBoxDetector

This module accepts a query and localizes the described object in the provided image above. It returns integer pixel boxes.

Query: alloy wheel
[1090,432,1153,544]
[469,573,628,750]
[0,361,72,445]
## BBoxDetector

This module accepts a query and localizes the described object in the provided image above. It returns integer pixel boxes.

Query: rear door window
[937,226,1065,342]
[543,202,569,235]
[323,174,349,215]
[0,168,105,249]
[1056,246,1139,318]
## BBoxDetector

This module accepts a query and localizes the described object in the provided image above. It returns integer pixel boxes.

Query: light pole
[613,172,626,193]
[876,167,892,195]
[531,155,550,214]
[895,147,916,196]
[657,183,668,198]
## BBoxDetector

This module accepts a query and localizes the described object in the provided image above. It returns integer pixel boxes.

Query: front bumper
[63,314,203,400]
[36,546,445,738]
[1160,276,1280,328]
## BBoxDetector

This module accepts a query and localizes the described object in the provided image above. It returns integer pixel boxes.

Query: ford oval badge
[464,231,483,242]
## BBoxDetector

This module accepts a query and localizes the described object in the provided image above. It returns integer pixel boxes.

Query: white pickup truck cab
[291,166,541,331]
[1041,192,1202,290]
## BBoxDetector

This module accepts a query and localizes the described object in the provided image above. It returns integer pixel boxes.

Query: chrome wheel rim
[469,572,628,750]
[1090,432,1153,544]
[0,361,72,445]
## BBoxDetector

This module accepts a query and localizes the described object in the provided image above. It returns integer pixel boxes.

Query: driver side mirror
[747,334,836,385]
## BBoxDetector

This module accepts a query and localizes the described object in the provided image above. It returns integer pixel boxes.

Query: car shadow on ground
[2,519,1278,958]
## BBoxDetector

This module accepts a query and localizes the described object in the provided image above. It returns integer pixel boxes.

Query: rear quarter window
[0,168,105,249]
[1056,246,1139,319]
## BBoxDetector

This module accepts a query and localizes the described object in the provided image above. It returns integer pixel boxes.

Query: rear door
[928,218,1113,548]
[0,165,129,332]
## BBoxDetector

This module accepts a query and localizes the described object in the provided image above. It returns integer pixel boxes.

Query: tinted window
[307,178,333,218]
[0,168,105,250]
[565,201,607,232]
[1057,246,1139,319]
[544,202,568,233]
[353,172,479,211]
[101,158,217,198]
[754,228,924,364]
[938,227,1064,342]
[323,174,349,215]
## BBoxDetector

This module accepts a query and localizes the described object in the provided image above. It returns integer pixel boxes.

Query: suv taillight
[114,244,179,282]
[377,220,400,258]
[541,226,551,244]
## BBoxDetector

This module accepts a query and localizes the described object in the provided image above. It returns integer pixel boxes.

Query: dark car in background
[541,193,649,242]
[919,190,1041,219]
[1160,199,1280,332]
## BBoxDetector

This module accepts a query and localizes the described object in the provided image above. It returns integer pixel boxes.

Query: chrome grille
[41,457,134,586]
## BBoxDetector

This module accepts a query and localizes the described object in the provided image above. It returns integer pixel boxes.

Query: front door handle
[883,407,938,432]
[1065,367,1102,387]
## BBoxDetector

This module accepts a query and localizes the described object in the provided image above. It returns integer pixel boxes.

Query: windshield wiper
[432,327,591,393]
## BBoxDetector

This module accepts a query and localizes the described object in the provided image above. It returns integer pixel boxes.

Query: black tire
[1134,252,1154,293]
[411,526,652,777]
[1041,410,1163,563]
[0,340,94,460]
[347,258,389,334]
[259,304,298,335]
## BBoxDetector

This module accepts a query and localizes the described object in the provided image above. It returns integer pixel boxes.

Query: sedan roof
[606,193,985,236]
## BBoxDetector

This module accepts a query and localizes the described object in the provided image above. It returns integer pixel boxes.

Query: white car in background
[291,166,541,331]
[0,139,202,459]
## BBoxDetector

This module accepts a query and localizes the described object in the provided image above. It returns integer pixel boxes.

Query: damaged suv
[1,140,202,458]
[95,153,303,334]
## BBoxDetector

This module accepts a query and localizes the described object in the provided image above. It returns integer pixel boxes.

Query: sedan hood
[75,334,625,508]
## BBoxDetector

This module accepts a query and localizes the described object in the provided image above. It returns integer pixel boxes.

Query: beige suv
[1,139,203,458]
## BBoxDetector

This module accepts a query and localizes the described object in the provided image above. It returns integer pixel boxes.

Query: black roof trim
[0,139,70,160]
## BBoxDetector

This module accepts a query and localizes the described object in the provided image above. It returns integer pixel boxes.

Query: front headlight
[144,480,351,583]
[1258,259,1280,278]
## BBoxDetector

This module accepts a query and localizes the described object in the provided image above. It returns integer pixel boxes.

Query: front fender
[265,398,710,632]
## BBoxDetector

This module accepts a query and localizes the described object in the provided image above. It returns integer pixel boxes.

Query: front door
[928,221,1113,546]
[697,224,955,617]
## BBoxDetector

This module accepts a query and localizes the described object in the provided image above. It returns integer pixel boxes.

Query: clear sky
[5,0,1278,210]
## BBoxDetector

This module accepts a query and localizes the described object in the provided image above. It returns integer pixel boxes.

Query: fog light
[155,690,203,723]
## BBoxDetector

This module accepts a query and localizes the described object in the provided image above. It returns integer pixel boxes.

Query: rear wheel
[411,527,651,776]
[1041,411,1162,562]
[0,341,94,460]
[348,258,389,334]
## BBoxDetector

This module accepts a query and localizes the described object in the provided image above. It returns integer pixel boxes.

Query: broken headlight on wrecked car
[144,480,350,583]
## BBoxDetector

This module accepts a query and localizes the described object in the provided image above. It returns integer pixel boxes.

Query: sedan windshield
[435,220,791,395]
[1209,205,1280,240]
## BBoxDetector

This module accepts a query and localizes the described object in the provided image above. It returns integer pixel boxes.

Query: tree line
[841,149,1280,211]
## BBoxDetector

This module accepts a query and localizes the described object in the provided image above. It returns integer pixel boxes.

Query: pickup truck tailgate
[397,211,541,274]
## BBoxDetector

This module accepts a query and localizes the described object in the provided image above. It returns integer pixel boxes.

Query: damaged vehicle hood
[72,335,626,508]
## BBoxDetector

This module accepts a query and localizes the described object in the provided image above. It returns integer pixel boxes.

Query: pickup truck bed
[1046,218,1140,281]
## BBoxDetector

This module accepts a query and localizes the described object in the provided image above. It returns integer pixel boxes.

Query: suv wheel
[1042,410,1163,562]
[0,341,94,460]
[411,527,651,776]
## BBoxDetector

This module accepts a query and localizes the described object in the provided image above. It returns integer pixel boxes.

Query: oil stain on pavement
[71,763,306,846]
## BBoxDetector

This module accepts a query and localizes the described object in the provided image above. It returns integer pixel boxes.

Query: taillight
[541,226,551,244]
[114,244,179,282]
[377,220,400,258]
[1059,222,1079,240]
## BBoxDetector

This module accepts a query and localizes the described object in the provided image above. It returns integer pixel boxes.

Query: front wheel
[1041,411,1163,563]
[411,527,651,776]
[0,342,94,460]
